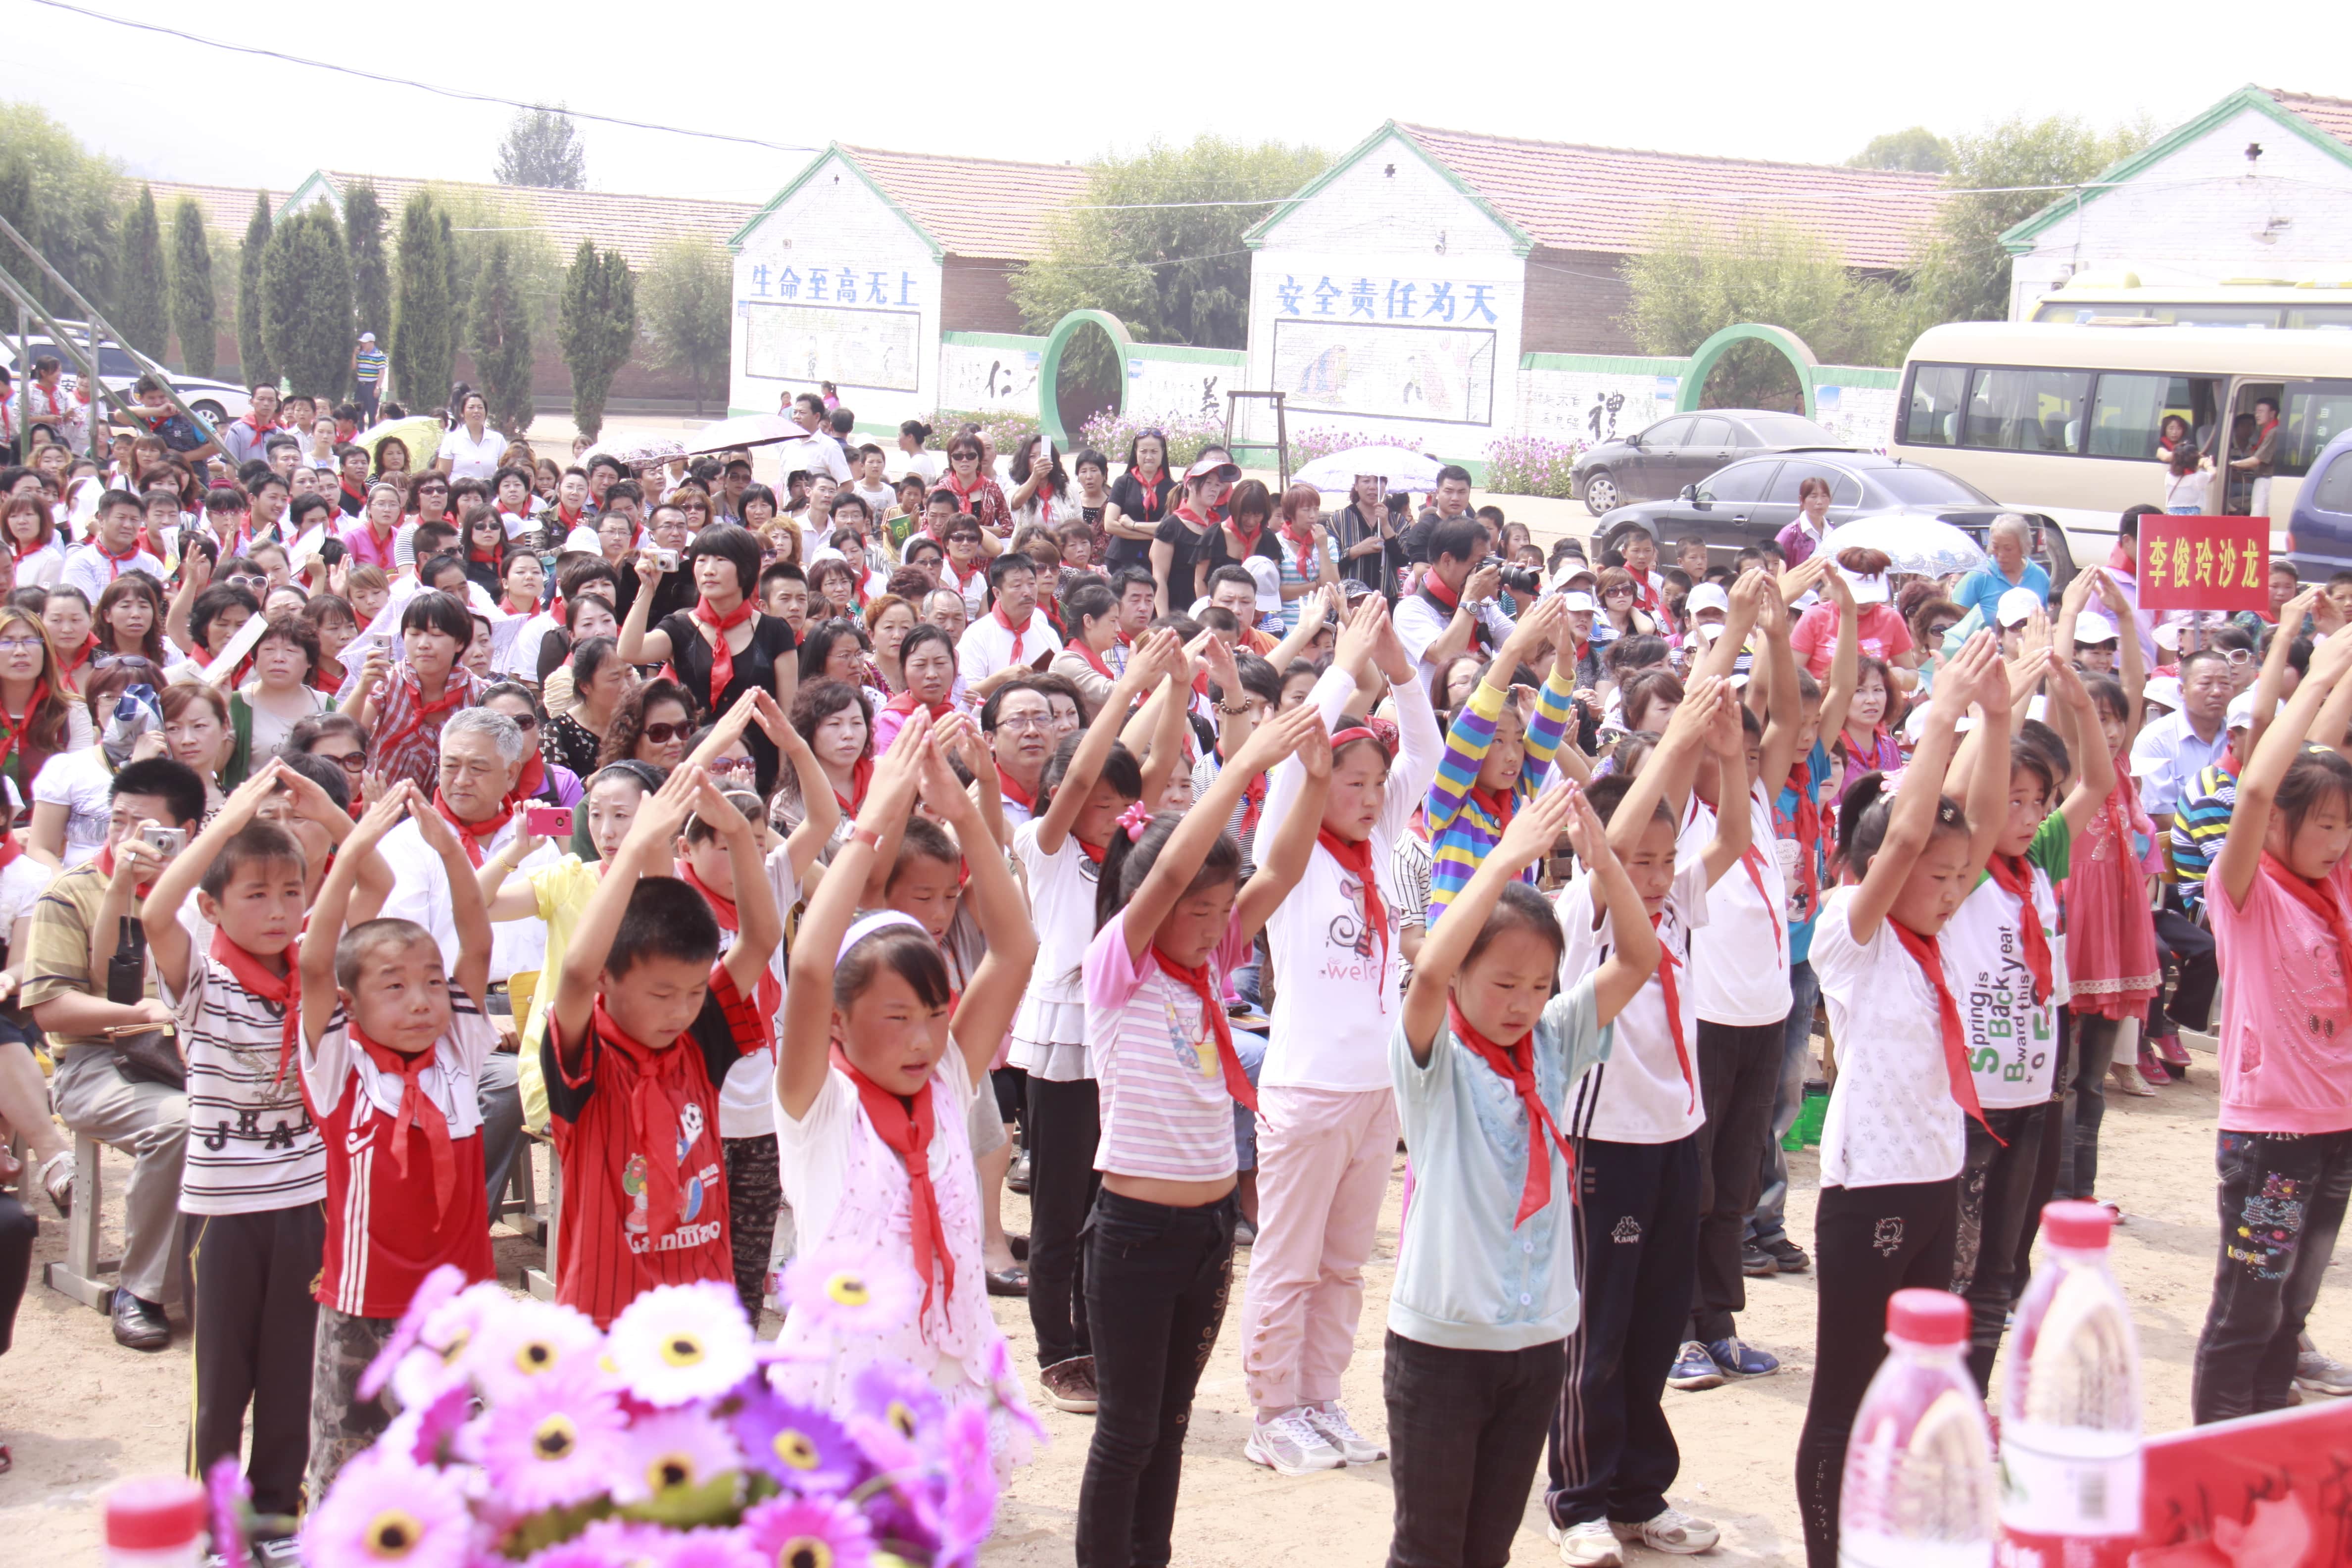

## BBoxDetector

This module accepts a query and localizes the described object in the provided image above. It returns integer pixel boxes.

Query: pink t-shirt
[338,520,399,570]
[1082,906,1252,1182]
[1791,602,1914,679]
[2209,861,2352,1134]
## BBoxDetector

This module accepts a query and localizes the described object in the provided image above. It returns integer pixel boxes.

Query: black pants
[2060,1013,2122,1199]
[991,1064,1029,1139]
[1951,1104,2048,1391]
[1026,1075,1101,1368]
[1794,1178,1958,1568]
[723,1134,781,1323]
[1384,1331,1563,1568]
[0,1190,34,1356]
[1689,1019,1782,1343]
[1545,1133,1700,1529]
[2007,1019,2071,1296]
[1077,1189,1236,1568]
[188,1203,325,1518]
[2193,1128,2352,1423]
[2150,906,2217,1035]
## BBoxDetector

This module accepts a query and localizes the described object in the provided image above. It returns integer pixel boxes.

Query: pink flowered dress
[2062,765,2161,1019]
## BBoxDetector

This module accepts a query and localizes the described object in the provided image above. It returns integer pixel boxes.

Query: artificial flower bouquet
[208,1246,1039,1568]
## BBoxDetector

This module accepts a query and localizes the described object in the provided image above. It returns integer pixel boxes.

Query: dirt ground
[6,1035,2344,1564]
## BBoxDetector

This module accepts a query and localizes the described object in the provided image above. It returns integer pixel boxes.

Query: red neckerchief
[691,595,755,713]
[1986,854,2053,1005]
[946,468,987,512]
[0,683,46,775]
[885,689,952,723]
[1468,782,1516,834]
[554,503,583,532]
[430,787,512,870]
[588,997,701,1242]
[676,859,783,1034]
[991,601,1034,663]
[1447,996,1576,1225]
[1278,519,1317,579]
[310,656,344,694]
[1316,827,1390,1006]
[1128,468,1166,522]
[833,756,873,817]
[12,536,48,563]
[1785,763,1821,917]
[2260,852,2352,989]
[0,832,17,873]
[209,927,302,1087]
[372,670,466,772]
[830,1043,954,1316]
[467,543,498,566]
[62,632,98,684]
[1738,842,1784,963]
[351,1022,459,1221]
[1073,637,1116,681]
[1225,515,1264,554]
[1030,479,1056,519]
[1650,911,1695,1112]
[514,750,546,803]
[339,478,367,509]
[93,537,143,579]
[1889,921,2001,1142]
[1150,945,1255,1109]
[95,839,156,898]
[1220,742,1269,836]
[944,556,986,602]
[997,765,1039,816]
[1076,835,1107,865]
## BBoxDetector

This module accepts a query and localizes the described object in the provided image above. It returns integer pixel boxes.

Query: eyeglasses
[0,636,42,653]
[495,709,539,731]
[948,451,980,463]
[640,721,692,745]
[1604,586,1635,599]
[318,748,366,773]
[95,654,155,673]
[993,712,1052,733]
[711,755,755,777]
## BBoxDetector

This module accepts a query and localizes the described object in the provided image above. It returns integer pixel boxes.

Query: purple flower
[777,1246,919,1337]
[357,1263,468,1401]
[611,1407,742,1505]
[566,1518,670,1568]
[204,1457,250,1568]
[654,1527,761,1568]
[462,1364,629,1516]
[462,1295,604,1407]
[730,1389,868,1495]
[849,1365,944,1450]
[739,1495,873,1568]
[299,1450,473,1568]
[980,1340,1048,1445]
[382,1383,470,1468]
[932,1404,998,1564]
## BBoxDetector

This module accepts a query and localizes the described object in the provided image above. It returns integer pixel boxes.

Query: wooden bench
[43,1132,121,1311]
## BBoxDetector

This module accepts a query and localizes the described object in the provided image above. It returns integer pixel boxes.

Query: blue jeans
[1748,959,1819,1249]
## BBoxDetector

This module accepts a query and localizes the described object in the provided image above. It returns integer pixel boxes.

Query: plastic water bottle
[105,1476,207,1568]
[1999,1200,2143,1547]
[1840,1288,1998,1568]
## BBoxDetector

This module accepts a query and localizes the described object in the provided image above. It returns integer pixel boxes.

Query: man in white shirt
[63,489,168,601]
[780,392,852,485]
[1391,513,1512,686]
[2130,647,2235,818]
[374,710,558,1210]
[848,443,895,522]
[958,551,1061,694]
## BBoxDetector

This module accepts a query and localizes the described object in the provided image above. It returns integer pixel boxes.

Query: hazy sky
[13,0,2351,205]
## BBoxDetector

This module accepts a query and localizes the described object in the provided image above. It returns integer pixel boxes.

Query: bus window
[1904,365,1967,446]
[2151,304,2285,328]
[1964,368,2090,453]
[2277,380,2352,478]
[2087,373,2218,460]
[2282,304,2352,331]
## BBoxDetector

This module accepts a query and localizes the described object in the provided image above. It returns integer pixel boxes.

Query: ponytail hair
[1095,809,1243,934]
[1837,771,1967,882]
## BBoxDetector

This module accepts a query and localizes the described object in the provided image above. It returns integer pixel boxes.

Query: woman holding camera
[615,522,798,795]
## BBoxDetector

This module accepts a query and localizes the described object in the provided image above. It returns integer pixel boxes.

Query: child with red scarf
[294,780,499,1498]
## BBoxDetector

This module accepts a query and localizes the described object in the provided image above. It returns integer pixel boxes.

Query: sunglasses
[640,721,692,745]
[319,748,366,773]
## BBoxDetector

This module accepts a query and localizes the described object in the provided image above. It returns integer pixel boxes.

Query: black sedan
[1572,408,1853,515]
[1591,449,2079,585]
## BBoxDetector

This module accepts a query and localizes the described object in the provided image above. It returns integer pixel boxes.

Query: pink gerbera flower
[656,1526,762,1568]
[462,1364,629,1515]
[777,1246,919,1337]
[463,1295,604,1406]
[608,1282,755,1407]
[610,1408,742,1506]
[739,1495,873,1568]
[729,1390,868,1495]
[565,1518,669,1568]
[300,1450,472,1568]
[204,1457,250,1568]
[381,1383,471,1469]
[357,1264,467,1401]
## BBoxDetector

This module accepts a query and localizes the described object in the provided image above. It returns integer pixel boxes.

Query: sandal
[985,1265,1029,1298]
[38,1148,74,1217]
[2110,1061,2157,1098]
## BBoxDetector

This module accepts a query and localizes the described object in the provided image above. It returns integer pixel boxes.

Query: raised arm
[406,786,493,1009]
[919,737,1037,1085]
[1233,713,1330,938]
[2250,588,2320,752]
[2214,629,2352,910]
[615,551,674,665]
[773,705,841,887]
[299,785,412,1046]
[142,762,286,994]
[1962,648,2016,874]
[1606,678,1722,861]
[1402,784,1580,1062]
[1039,631,1176,854]
[1846,634,1997,943]
[1264,584,1336,673]
[551,764,702,1064]
[697,779,781,998]
[1753,570,1802,792]
[2044,655,2115,843]
[1815,570,1859,742]
[1696,686,1753,886]
[1689,567,1764,688]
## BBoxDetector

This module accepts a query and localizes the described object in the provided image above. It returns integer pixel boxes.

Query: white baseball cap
[359,332,376,343]
[2226,690,2256,732]
[1688,582,1731,618]
[2144,676,2182,713]
[1996,586,2042,629]
[1559,590,1597,613]
[1838,564,1890,605]
[1551,559,1596,591]
[1241,555,1282,615]
[2075,610,2119,646]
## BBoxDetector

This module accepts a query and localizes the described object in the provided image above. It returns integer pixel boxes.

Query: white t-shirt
[1009,820,1099,1080]
[774,1038,978,1263]
[1808,886,1966,1189]
[32,746,114,866]
[1944,867,2062,1110]
[850,481,895,521]
[441,424,509,481]
[779,433,853,485]
[302,985,496,1140]
[1556,856,1710,1144]
[0,851,54,943]
[378,816,560,985]
[1261,834,1405,1093]
[956,611,1061,686]
[165,922,327,1216]
[715,851,800,1141]
[1680,789,1792,1027]
[61,544,166,605]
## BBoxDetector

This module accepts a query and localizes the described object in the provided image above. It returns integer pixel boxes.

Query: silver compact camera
[140,825,188,860]
[653,547,680,572]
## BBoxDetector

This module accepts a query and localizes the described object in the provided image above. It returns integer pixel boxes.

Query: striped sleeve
[1426,678,1505,833]
[2170,767,2236,910]
[1520,668,1577,774]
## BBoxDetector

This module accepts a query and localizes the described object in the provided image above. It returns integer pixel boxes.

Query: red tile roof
[2266,88,2352,148]
[1394,123,1946,271]
[134,180,282,235]
[837,146,1091,260]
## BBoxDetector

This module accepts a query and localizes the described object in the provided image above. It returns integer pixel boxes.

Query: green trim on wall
[940,330,1044,351]
[1811,367,1900,390]
[1127,343,1248,366]
[1677,324,1821,417]
[1243,122,1532,256]
[1519,351,1690,375]
[727,147,945,261]
[1038,310,1136,450]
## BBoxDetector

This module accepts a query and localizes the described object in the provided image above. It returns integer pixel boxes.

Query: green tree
[168,197,218,378]
[1013,136,1327,351]
[113,185,168,358]
[641,237,731,417]
[345,180,391,352]
[1848,127,1954,174]
[469,238,535,435]
[261,205,352,400]
[496,108,586,190]
[558,241,635,440]
[0,102,121,318]
[392,190,458,413]
[1911,114,2156,325]
[237,192,273,386]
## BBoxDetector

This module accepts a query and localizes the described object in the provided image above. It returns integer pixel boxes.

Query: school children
[1543,677,1749,1567]
[1240,597,1441,1472]
[773,712,1040,1441]
[539,763,781,1328]
[294,780,500,1497]
[1385,782,1656,1568]
[2192,627,2352,1423]
[1793,632,2010,1568]
[1078,697,1331,1568]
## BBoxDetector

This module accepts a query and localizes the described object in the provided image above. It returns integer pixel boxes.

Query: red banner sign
[2137,515,2269,614]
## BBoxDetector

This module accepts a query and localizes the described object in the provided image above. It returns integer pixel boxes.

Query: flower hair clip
[1117,801,1154,841]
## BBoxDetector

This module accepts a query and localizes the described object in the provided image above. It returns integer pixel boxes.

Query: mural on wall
[741,303,922,392]
[1272,320,1497,425]
[938,343,1041,409]
[1126,357,1241,424]
[1521,368,1679,446]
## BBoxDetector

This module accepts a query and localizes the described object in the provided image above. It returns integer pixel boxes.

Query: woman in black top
[1104,429,1175,574]
[1331,473,1405,600]
[615,522,799,793]
[544,636,625,777]
[1196,478,1282,594]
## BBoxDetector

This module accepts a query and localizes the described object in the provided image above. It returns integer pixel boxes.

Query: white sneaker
[1302,1399,1385,1464]
[1611,1505,1719,1555]
[1546,1519,1624,1567]
[1243,1409,1344,1475]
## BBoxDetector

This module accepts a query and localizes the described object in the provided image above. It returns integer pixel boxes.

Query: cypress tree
[115,184,168,359]
[344,181,391,369]
[392,191,456,414]
[237,192,272,386]
[261,205,352,401]
[470,238,535,435]
[557,241,635,441]
[168,197,217,378]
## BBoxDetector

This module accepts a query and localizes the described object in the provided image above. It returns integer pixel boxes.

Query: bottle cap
[2043,1199,2115,1252]
[106,1475,207,1551]
[1887,1288,1970,1346]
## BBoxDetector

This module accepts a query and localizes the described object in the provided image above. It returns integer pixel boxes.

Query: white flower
[607,1281,754,1407]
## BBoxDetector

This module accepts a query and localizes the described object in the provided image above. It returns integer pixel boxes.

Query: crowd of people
[0,370,2348,1568]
